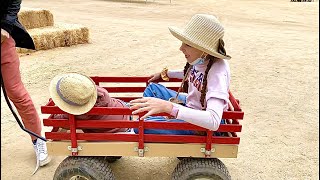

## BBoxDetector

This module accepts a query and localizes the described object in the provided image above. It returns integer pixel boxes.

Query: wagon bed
[41,76,244,158]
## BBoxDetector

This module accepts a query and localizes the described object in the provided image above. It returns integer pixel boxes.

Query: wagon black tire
[172,158,231,180]
[177,157,186,160]
[53,156,115,180]
[104,156,122,163]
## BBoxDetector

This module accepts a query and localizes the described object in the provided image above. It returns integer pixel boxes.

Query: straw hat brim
[49,73,97,115]
[168,27,231,60]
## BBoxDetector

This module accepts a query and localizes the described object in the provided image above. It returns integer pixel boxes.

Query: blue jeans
[133,116,195,135]
[143,82,187,104]
[134,83,224,135]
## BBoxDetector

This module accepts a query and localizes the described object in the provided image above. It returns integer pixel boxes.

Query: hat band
[56,78,81,106]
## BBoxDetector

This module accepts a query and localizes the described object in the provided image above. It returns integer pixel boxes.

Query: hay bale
[16,23,89,53]
[18,8,54,29]
[16,47,35,54]
[60,24,90,47]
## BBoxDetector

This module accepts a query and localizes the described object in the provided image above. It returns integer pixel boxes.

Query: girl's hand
[148,72,161,83]
[129,97,173,120]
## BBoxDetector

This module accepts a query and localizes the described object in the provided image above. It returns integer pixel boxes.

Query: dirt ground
[1,0,319,179]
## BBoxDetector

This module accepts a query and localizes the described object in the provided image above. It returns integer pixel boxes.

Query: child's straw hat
[49,73,97,115]
[169,14,231,60]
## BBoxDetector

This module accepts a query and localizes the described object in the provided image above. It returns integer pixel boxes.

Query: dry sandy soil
[1,0,319,179]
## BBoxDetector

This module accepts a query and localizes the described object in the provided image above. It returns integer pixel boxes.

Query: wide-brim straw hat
[169,14,231,60]
[49,73,97,115]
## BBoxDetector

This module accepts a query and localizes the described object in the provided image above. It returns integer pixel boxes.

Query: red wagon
[41,76,244,180]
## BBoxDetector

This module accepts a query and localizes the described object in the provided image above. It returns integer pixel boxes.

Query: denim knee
[143,83,164,99]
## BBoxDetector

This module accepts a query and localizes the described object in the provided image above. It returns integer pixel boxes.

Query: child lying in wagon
[50,73,131,133]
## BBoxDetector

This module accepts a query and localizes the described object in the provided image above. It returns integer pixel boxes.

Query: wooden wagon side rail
[90,76,182,83]
[43,119,242,132]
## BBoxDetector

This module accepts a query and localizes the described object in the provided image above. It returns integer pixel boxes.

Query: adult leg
[1,37,50,167]
[1,36,41,140]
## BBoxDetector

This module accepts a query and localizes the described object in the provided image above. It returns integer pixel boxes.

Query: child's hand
[148,73,161,83]
[129,97,173,120]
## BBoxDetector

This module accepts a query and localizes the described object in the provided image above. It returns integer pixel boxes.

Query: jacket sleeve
[167,70,184,79]
[174,97,225,131]
[1,0,22,35]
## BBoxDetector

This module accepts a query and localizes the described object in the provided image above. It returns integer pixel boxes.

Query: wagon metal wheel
[171,158,231,180]
[53,156,115,180]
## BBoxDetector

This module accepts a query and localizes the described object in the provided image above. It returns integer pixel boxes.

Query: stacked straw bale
[29,24,89,50]
[18,8,54,29]
[16,8,89,54]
